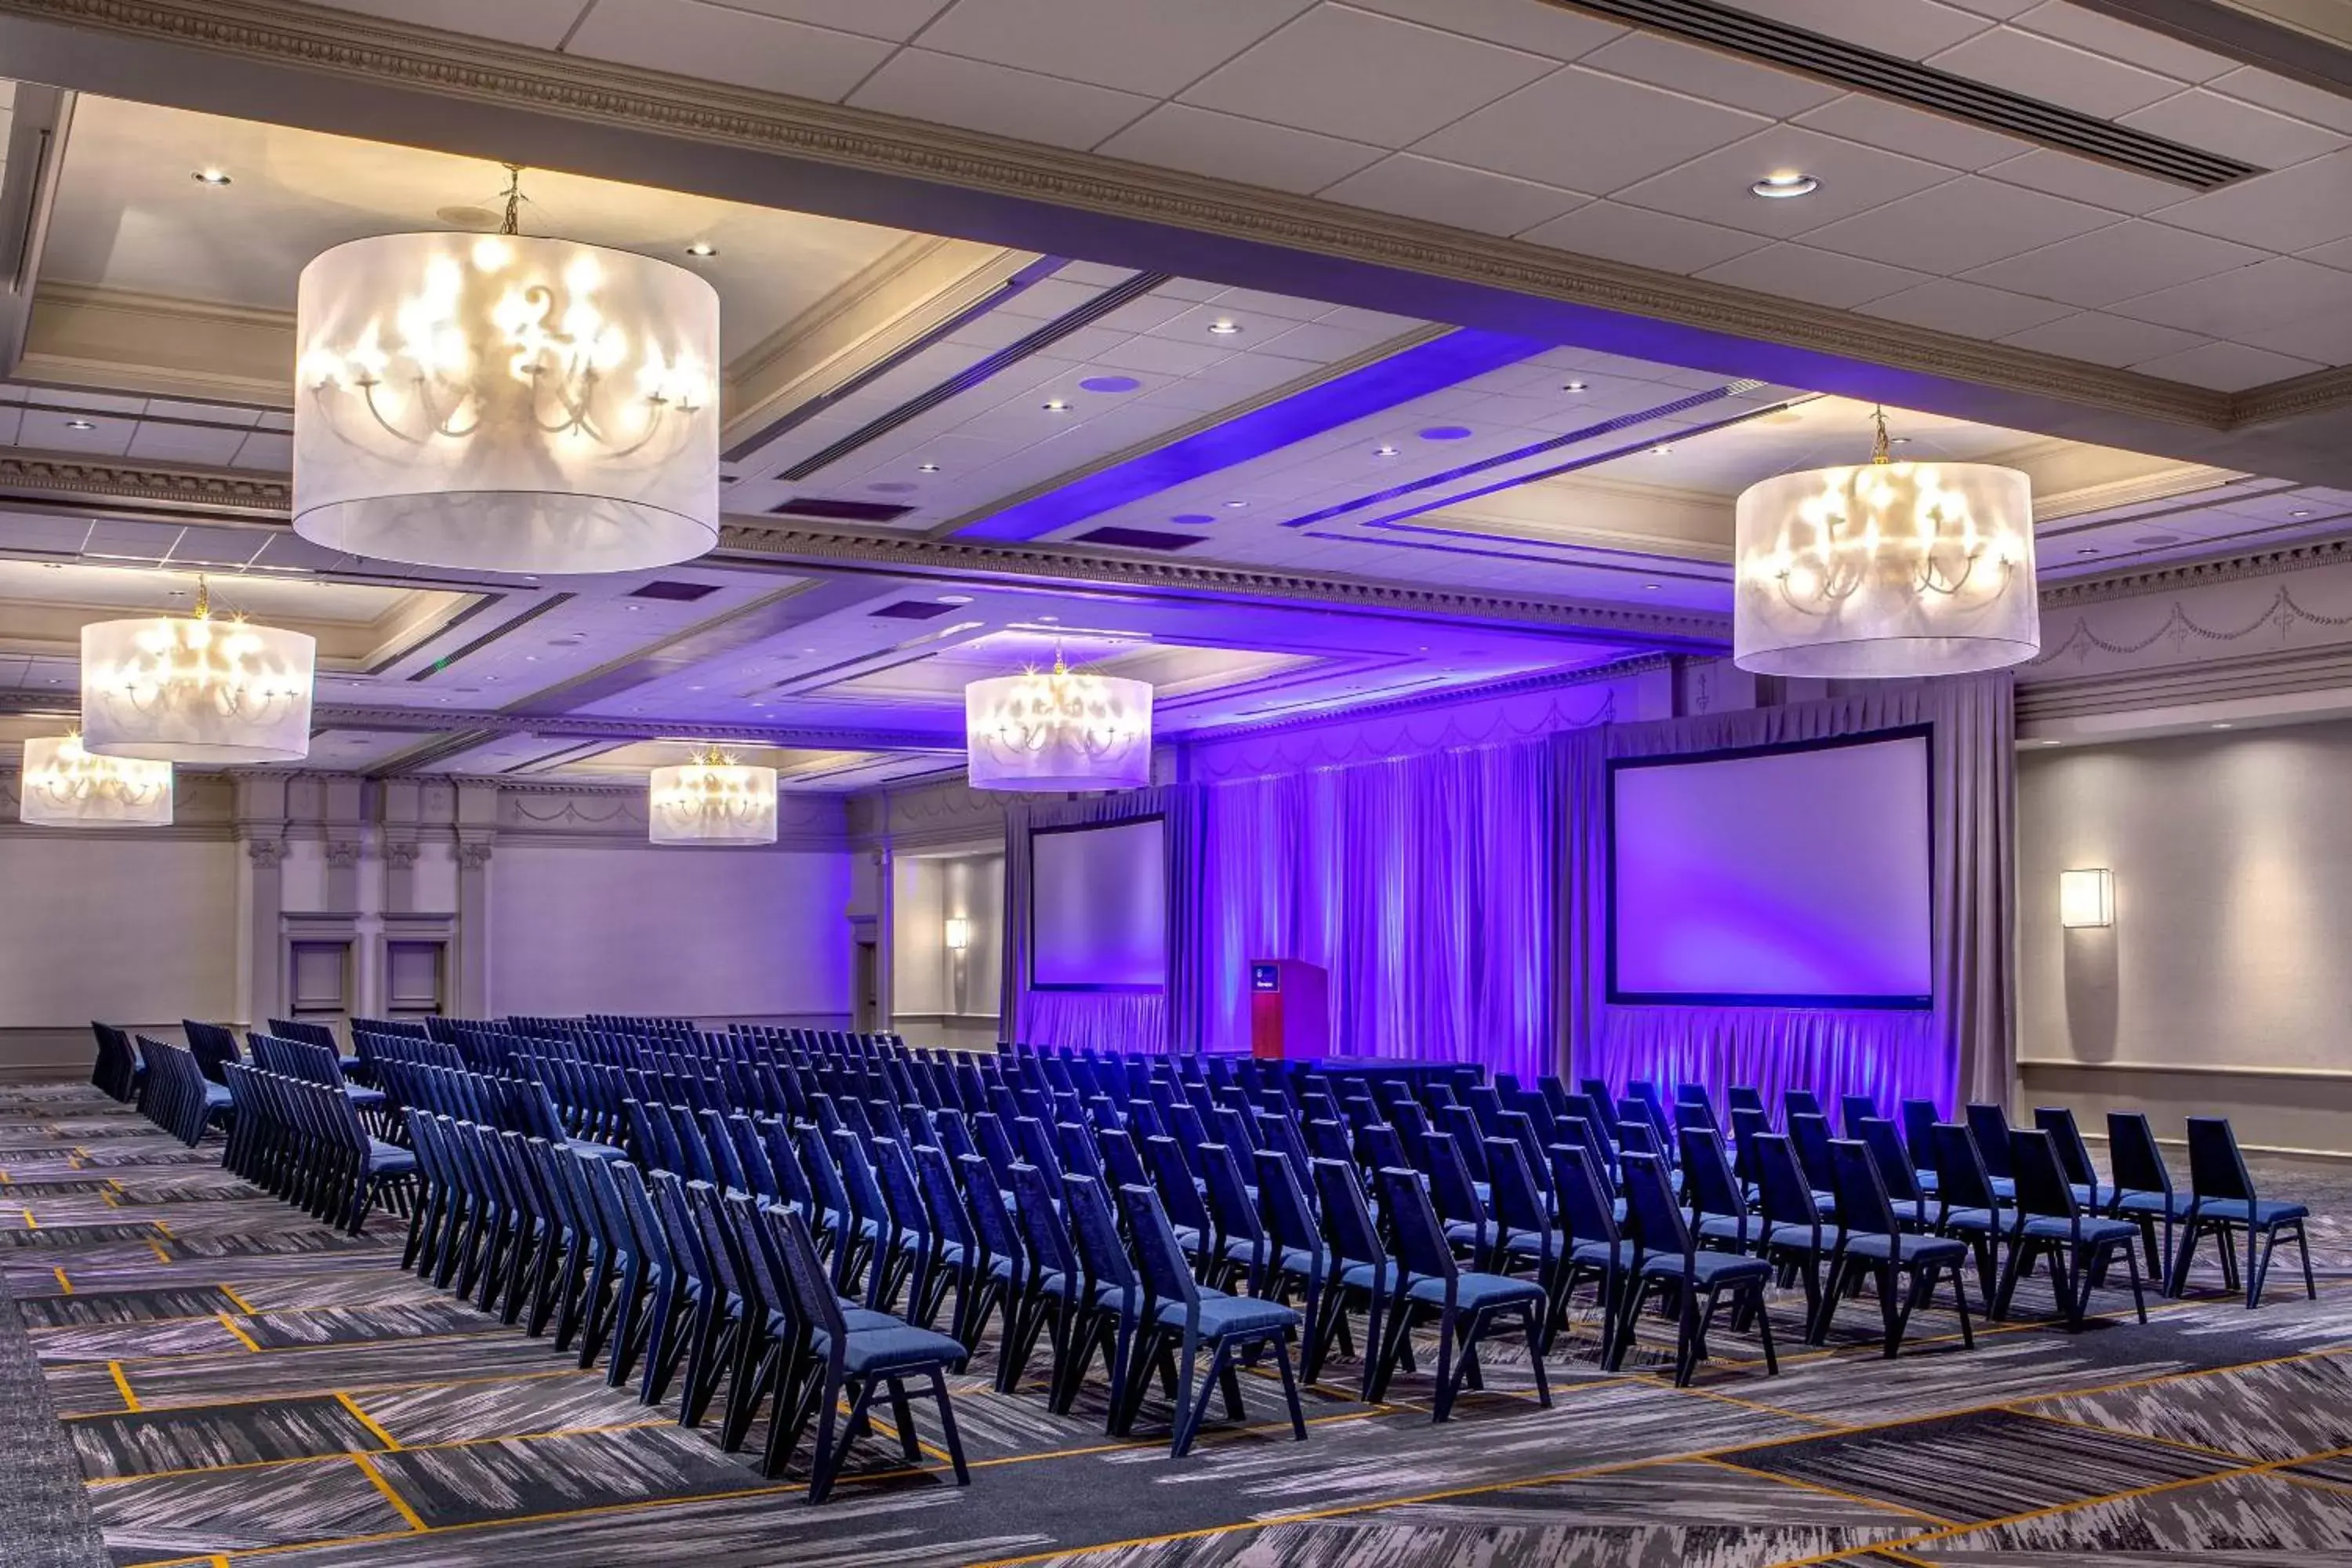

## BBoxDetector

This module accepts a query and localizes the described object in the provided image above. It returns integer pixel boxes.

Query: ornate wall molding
[3,0,2321,440]
[0,450,286,515]
[2038,533,2352,608]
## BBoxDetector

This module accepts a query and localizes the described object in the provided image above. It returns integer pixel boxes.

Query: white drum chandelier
[80,577,316,764]
[1734,408,2038,679]
[965,652,1152,793]
[648,748,779,847]
[292,166,720,575]
[17,735,172,828]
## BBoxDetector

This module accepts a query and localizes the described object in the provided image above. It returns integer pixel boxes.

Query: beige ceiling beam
[21,284,295,406]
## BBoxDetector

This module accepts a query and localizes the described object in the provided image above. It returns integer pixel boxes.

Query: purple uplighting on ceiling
[955,329,1547,543]
[1080,375,1142,393]
[1420,425,1474,441]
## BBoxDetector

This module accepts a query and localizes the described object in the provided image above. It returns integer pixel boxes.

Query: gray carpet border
[0,1155,114,1568]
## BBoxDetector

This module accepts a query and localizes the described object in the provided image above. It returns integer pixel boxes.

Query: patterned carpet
[12,1080,2352,1568]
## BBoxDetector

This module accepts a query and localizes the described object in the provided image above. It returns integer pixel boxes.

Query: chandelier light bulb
[16,735,173,827]
[79,576,317,763]
[292,187,720,574]
[648,746,779,846]
[964,651,1152,793]
[1733,407,2038,678]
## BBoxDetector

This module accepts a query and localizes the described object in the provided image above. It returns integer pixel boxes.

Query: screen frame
[1605,724,1936,1011]
[1026,812,1171,994]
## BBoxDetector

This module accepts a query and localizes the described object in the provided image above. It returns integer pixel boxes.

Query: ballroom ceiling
[0,0,2347,789]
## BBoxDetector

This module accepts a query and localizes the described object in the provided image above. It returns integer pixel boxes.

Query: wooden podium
[1248,959,1329,1061]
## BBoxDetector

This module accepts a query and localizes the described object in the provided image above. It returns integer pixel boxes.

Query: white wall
[891,848,1003,1049]
[2019,721,2352,1155]
[0,837,237,1067]
[491,844,854,1021]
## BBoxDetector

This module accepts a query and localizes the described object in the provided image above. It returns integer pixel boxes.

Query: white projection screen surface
[1029,817,1168,990]
[1609,732,1933,1007]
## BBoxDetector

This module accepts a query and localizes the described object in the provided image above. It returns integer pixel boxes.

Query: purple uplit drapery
[1558,673,2016,1116]
[1001,785,1205,1054]
[1197,742,1559,1083]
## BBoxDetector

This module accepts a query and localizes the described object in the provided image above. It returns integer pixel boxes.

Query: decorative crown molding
[0,450,287,514]
[717,521,1731,647]
[1181,652,1671,746]
[0,0,2312,434]
[2038,532,2352,608]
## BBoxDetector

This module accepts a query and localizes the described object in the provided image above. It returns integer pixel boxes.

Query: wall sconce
[2059,868,2114,929]
[944,916,971,953]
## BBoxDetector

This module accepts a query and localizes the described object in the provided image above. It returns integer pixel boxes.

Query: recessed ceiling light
[2212,722,2234,730]
[1651,445,1673,456]
[1207,320,1242,336]
[2291,508,2314,517]
[191,168,231,187]
[626,602,641,610]
[1036,615,1058,623]
[917,463,940,473]
[684,241,717,257]
[1750,172,1818,198]
[688,684,704,691]
[1642,583,1660,591]
[524,655,539,662]
[2077,547,2099,555]
[1889,436,1911,445]
[1042,398,1071,411]
[1374,445,1399,456]
[1225,499,1249,508]
[63,418,94,431]
[937,594,974,604]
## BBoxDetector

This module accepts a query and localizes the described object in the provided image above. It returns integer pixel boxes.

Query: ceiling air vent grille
[1552,0,2260,188]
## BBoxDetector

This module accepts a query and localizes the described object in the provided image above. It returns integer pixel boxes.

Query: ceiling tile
[717,0,954,38]
[565,0,895,101]
[1857,277,2076,337]
[1997,310,2209,366]
[2154,149,2352,252]
[2119,89,2350,172]
[2008,2,2238,82]
[2302,234,2352,272]
[2206,67,2352,136]
[1927,27,2183,119]
[1794,93,2034,171]
[846,49,1152,150]
[1575,31,1841,119]
[1936,0,2038,15]
[20,408,133,455]
[2129,339,2326,390]
[1319,154,1587,236]
[1338,0,1625,60]
[1958,219,2267,307]
[2108,255,2352,342]
[1977,148,2198,215]
[1519,200,1770,274]
[1803,174,2112,271]
[913,0,1315,97]
[1096,104,1383,194]
[322,0,590,45]
[1695,243,1929,307]
[1414,67,1769,194]
[1181,5,1556,147]
[125,423,249,465]
[1712,0,1993,58]
[1610,125,1956,238]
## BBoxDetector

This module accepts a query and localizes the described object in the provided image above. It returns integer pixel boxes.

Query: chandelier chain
[500,163,524,237]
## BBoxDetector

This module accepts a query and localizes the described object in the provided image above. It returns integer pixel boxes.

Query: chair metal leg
[1273,1332,1308,1439]
[927,1368,971,1486]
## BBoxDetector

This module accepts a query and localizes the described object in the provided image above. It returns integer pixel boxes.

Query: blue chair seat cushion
[1337,1259,1399,1294]
[1161,1291,1299,1338]
[201,1083,232,1109]
[1642,1249,1771,1286]
[829,1321,968,1375]
[2193,1197,2308,1226]
[1842,1230,1968,1264]
[1406,1269,1544,1312]
[343,1085,387,1108]
[1572,1238,1635,1269]
[1501,1225,1566,1258]
[2020,1214,2141,1246]
[2115,1189,2195,1219]
[1762,1221,1842,1254]
[1443,1218,1501,1250]
[563,1138,627,1162]
[1942,1207,2018,1235]
[364,1140,418,1175]
[1693,1213,1752,1246]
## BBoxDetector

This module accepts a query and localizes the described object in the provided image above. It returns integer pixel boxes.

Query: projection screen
[1029,816,1167,991]
[1608,729,1933,1007]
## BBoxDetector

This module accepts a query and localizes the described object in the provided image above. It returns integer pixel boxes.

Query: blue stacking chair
[1754,1134,1838,1342]
[2107,1112,2195,1297]
[1621,1152,1777,1387]
[1932,1121,2017,1316]
[1058,1173,1150,1430]
[1119,1181,1307,1457]
[1486,1138,1570,1352]
[1550,1142,1635,1367]
[770,1205,970,1504]
[1822,1139,1973,1357]
[2176,1116,2315,1308]
[1254,1148,1351,1384]
[1375,1165,1551,1422]
[1998,1131,2147,1330]
[1854,1116,1932,1230]
[1312,1156,1410,1403]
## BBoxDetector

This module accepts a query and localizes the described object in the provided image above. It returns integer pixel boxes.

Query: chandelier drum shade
[80,582,316,764]
[966,655,1152,793]
[1733,416,2037,679]
[17,735,172,828]
[648,750,779,846]
[292,230,720,574]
